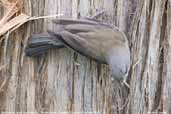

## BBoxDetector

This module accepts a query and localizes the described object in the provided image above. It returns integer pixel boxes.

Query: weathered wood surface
[0,0,171,114]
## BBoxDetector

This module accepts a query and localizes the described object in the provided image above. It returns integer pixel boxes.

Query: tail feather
[25,33,64,56]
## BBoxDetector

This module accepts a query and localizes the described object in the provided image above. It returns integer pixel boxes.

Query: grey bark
[0,0,170,114]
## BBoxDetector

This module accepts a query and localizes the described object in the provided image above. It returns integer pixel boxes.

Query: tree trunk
[0,0,170,114]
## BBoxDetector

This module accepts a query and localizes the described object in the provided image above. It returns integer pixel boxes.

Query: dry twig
[0,0,63,38]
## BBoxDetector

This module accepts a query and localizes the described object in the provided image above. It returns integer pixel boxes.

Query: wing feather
[49,31,107,63]
[50,18,127,64]
[52,18,98,25]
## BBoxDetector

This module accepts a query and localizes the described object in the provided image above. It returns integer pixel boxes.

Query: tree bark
[0,0,170,114]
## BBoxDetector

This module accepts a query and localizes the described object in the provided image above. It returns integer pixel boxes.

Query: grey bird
[25,18,131,85]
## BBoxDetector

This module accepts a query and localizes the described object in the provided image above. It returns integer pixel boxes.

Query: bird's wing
[49,18,126,64]
[53,18,99,25]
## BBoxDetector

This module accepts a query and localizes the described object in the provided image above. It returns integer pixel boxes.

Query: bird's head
[106,44,130,85]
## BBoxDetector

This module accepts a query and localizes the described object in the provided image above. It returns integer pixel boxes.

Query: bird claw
[90,9,106,19]
[82,9,106,20]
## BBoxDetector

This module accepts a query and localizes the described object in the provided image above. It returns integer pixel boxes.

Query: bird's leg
[90,9,106,19]
[82,9,106,20]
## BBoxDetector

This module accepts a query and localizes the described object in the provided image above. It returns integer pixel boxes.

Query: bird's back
[49,18,129,64]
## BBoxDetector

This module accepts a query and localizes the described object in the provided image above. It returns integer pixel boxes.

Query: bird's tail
[25,33,64,56]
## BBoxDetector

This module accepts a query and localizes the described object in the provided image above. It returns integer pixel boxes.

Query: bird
[25,18,131,86]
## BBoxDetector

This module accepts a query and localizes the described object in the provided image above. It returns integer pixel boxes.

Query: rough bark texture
[0,0,170,114]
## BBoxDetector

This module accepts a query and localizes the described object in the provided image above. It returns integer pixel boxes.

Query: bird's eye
[124,67,128,74]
